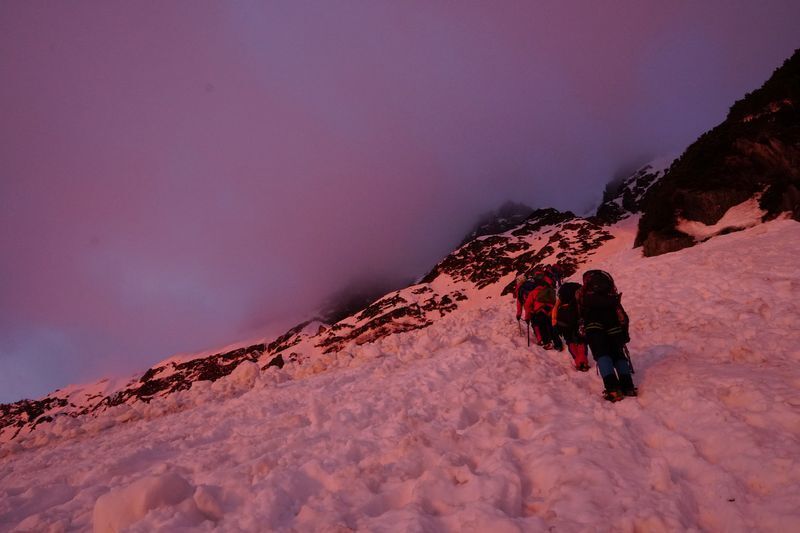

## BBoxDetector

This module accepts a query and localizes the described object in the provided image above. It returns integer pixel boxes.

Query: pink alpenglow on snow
[2,217,799,531]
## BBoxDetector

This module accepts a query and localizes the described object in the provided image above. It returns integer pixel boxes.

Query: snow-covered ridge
[0,206,619,445]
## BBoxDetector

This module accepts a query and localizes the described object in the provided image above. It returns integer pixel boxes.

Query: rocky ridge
[593,158,674,225]
[636,48,800,256]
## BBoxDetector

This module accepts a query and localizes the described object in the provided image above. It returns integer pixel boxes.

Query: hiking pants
[550,323,564,350]
[586,331,633,391]
[530,313,549,345]
[532,313,561,348]
[567,342,589,367]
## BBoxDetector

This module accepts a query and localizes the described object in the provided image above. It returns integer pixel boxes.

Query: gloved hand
[578,320,586,338]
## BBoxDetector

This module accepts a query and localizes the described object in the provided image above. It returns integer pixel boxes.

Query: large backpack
[580,270,630,342]
[555,282,582,333]
[580,270,620,309]
[543,264,563,287]
[517,279,537,305]
[532,268,555,288]
[557,282,581,304]
[534,285,556,307]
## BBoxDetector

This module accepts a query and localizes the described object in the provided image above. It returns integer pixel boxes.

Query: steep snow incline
[1,219,799,532]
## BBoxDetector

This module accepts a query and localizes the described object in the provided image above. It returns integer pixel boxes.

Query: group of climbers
[514,265,636,402]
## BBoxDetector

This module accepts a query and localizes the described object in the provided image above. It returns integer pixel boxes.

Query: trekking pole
[526,320,530,347]
[623,345,635,374]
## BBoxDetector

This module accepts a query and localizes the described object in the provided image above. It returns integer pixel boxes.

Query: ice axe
[623,345,635,374]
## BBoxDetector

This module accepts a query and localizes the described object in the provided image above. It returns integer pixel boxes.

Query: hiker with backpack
[515,270,563,350]
[577,270,636,401]
[552,281,590,371]
[515,274,534,343]
[544,263,564,288]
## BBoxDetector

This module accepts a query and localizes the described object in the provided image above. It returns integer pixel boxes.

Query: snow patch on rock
[677,197,766,241]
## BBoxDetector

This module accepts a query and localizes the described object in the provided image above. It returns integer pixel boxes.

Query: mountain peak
[592,156,676,225]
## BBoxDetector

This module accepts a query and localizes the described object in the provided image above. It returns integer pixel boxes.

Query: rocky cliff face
[635,49,800,256]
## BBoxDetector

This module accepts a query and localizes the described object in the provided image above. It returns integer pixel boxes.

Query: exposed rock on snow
[676,196,767,241]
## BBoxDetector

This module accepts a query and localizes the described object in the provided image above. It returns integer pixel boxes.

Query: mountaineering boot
[552,333,564,352]
[573,360,590,371]
[603,389,624,402]
[602,373,623,402]
[619,373,637,396]
[542,342,554,350]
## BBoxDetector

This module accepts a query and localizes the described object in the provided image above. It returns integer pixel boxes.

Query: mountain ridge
[0,163,657,443]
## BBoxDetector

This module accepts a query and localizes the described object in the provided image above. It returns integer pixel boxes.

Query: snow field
[1,220,799,531]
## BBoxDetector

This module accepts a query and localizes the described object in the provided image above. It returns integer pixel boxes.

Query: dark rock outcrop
[106,342,269,406]
[636,49,800,256]
[422,209,576,288]
[593,163,672,225]
[0,397,69,440]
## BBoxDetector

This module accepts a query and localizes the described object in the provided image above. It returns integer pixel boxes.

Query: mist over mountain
[6,44,800,417]
[318,278,414,326]
[3,2,800,403]
[459,202,535,246]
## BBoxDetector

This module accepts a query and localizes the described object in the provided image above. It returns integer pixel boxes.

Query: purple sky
[1,2,799,402]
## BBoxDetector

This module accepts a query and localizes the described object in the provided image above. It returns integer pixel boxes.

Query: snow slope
[1,219,799,532]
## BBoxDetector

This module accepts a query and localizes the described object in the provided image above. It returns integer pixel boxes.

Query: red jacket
[516,284,555,321]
